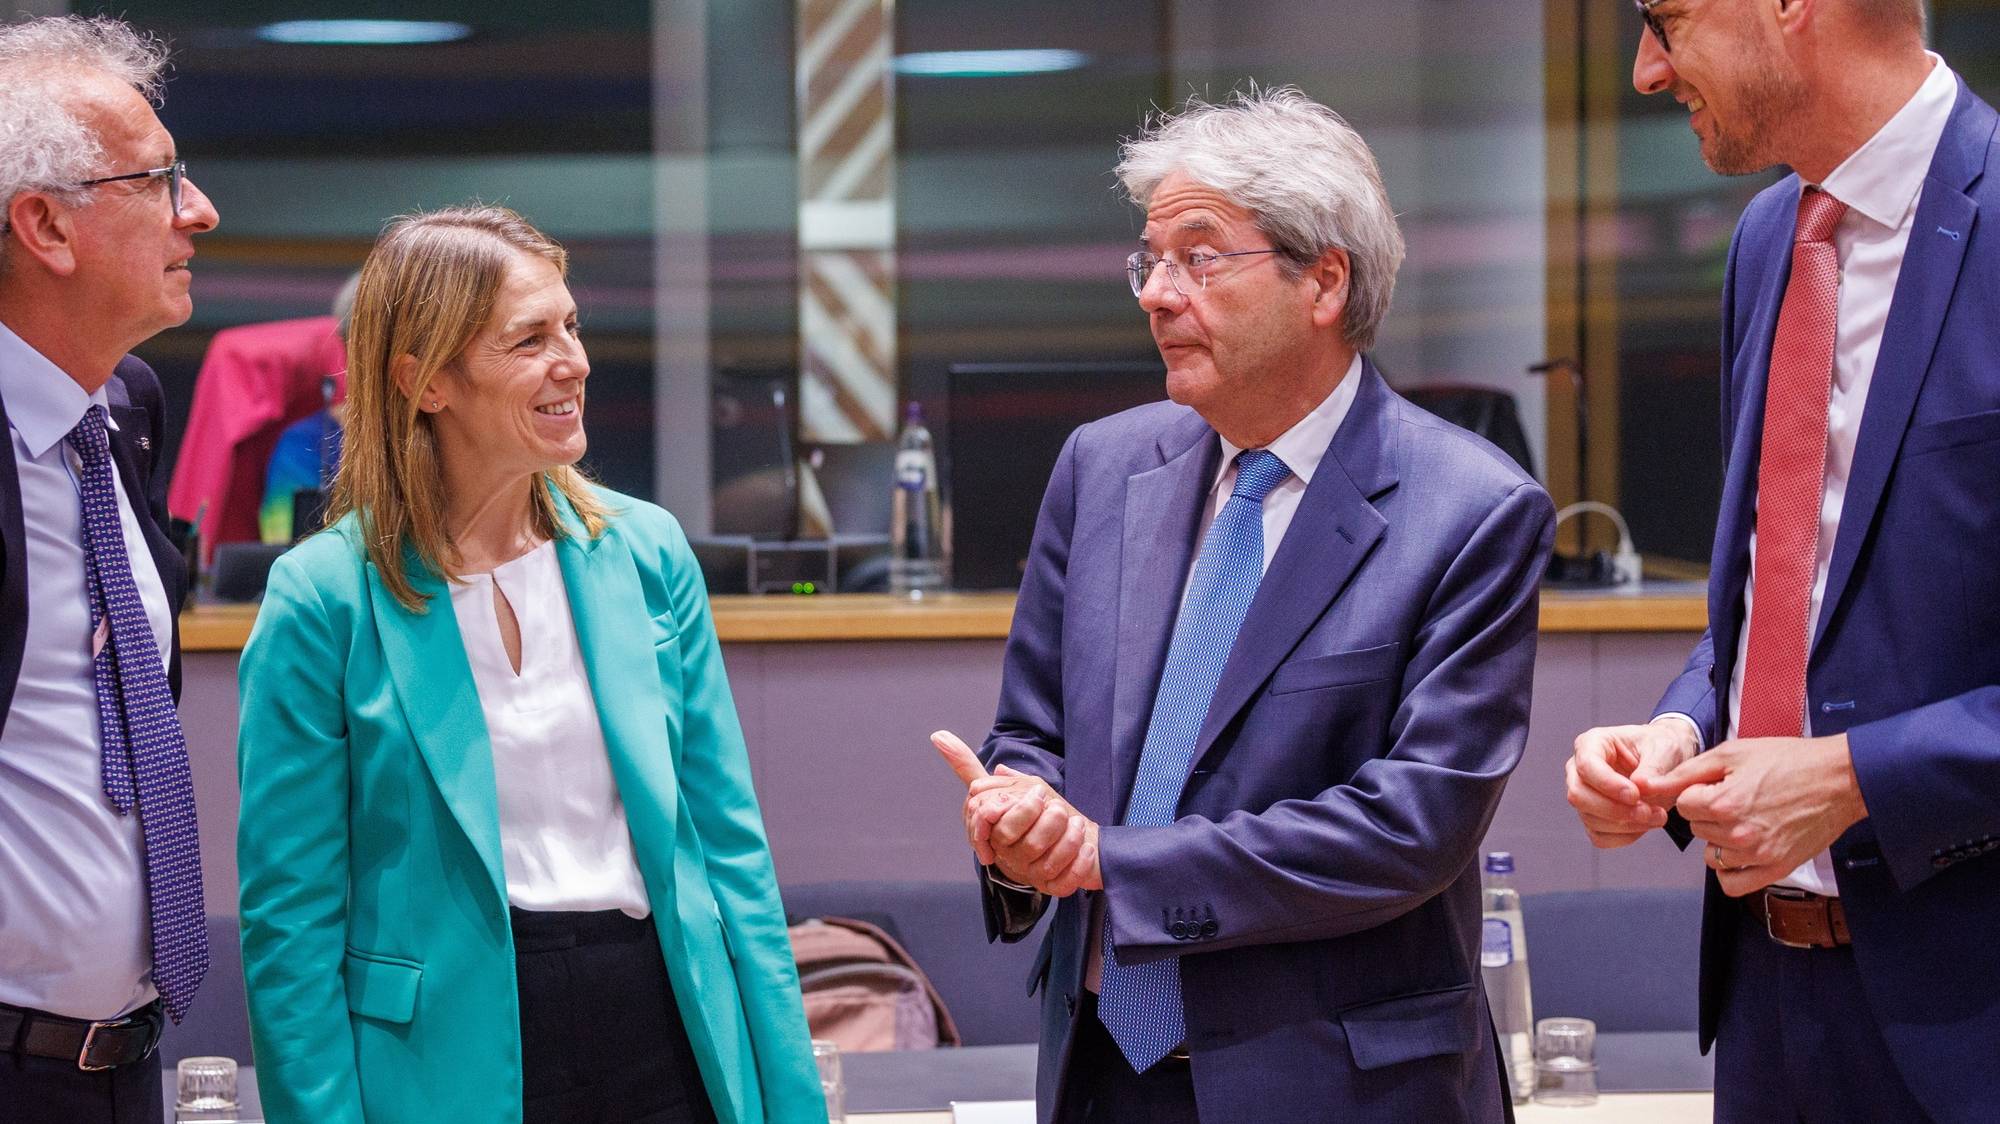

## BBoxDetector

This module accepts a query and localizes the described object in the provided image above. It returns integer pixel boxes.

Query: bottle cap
[1485,851,1515,874]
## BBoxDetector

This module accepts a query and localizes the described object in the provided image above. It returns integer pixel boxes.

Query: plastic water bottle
[889,402,948,597]
[1481,851,1534,1104]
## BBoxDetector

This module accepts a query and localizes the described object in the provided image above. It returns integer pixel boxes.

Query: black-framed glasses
[1126,248,1285,298]
[77,159,187,216]
[1635,0,1671,52]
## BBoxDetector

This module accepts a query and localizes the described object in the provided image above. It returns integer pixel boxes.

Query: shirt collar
[1214,352,1363,493]
[0,318,116,460]
[1818,52,1958,231]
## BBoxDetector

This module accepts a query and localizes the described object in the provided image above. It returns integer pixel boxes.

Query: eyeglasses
[1126,248,1285,298]
[1635,0,1671,52]
[77,159,188,216]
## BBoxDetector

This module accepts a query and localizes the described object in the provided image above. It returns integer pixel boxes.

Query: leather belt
[0,999,164,1071]
[1748,887,1851,949]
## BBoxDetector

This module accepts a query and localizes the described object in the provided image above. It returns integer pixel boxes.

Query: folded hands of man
[933,730,1101,898]
[1566,719,1869,896]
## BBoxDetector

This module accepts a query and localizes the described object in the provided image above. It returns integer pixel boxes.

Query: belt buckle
[77,1021,118,1071]
[76,1012,159,1072]
[1761,887,1820,950]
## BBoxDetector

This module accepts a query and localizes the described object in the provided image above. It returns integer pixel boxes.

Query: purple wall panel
[178,626,1706,919]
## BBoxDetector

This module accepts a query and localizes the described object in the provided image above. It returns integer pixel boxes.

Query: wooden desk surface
[179,587,1706,653]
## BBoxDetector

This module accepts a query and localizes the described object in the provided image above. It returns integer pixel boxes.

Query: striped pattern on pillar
[798,0,897,448]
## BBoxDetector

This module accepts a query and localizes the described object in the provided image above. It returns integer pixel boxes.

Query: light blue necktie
[1098,447,1291,1071]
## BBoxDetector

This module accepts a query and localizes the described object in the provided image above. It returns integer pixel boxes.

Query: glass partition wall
[1553,0,2000,569]
[102,1,1560,586]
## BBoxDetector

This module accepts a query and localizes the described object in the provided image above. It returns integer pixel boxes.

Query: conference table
[837,1038,1711,1122]
[169,1034,1713,1121]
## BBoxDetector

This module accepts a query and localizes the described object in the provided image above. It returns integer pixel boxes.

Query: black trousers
[0,1038,162,1124]
[513,907,720,1124]
[1055,993,1200,1124]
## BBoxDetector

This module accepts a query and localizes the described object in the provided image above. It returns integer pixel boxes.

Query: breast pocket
[1268,642,1402,696]
[1903,408,2000,458]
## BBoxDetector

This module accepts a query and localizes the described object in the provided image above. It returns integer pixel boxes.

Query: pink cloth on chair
[166,316,346,557]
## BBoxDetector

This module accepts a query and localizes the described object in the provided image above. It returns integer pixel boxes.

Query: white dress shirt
[1705,55,1957,896]
[1084,353,1364,991]
[448,540,651,918]
[0,320,174,1020]
[1192,352,1363,580]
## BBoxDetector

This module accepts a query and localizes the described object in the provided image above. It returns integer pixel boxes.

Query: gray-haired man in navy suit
[935,88,1554,1124]
[0,15,220,1123]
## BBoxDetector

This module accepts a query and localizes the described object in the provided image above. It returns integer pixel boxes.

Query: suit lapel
[1110,411,1218,821]
[1192,363,1393,767]
[0,384,25,735]
[551,500,681,881]
[1815,86,1993,646]
[366,555,510,904]
[106,403,184,607]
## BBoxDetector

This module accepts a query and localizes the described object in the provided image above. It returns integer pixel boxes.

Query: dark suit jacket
[981,363,1554,1123]
[0,353,186,739]
[1655,79,2000,1123]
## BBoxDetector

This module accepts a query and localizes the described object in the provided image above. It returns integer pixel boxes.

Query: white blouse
[448,540,651,918]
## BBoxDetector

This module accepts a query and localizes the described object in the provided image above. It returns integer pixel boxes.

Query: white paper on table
[949,1099,1036,1124]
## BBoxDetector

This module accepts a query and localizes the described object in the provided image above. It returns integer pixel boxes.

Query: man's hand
[1566,717,1701,847]
[932,730,1101,896]
[1650,733,1869,897]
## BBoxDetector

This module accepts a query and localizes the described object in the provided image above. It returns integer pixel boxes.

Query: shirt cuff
[1653,712,1707,752]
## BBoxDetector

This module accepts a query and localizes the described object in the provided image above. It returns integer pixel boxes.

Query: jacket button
[1170,921,1189,940]
[1199,919,1218,938]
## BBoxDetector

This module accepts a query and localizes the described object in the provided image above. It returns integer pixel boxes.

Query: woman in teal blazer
[237,206,825,1124]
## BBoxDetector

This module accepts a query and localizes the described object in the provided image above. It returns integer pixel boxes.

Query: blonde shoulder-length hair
[328,204,610,611]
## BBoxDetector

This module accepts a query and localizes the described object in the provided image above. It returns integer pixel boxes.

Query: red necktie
[1738,187,1847,739]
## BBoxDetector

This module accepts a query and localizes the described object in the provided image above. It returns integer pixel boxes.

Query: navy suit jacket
[981,363,1554,1123]
[1655,79,2000,1122]
[0,354,186,738]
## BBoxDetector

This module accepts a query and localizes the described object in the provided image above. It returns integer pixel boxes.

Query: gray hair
[1117,87,1405,353]
[0,16,170,225]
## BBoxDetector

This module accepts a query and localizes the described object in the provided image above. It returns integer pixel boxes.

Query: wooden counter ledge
[179,585,1705,652]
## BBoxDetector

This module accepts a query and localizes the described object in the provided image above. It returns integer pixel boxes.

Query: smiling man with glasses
[931,87,1553,1124]
[1567,1,2000,1121]
[0,15,219,1124]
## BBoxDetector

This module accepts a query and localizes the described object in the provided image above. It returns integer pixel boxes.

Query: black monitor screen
[943,361,1167,590]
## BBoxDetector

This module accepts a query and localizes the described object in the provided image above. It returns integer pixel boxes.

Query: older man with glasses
[1566,2,2000,1121]
[0,14,220,1124]
[931,87,1553,1124]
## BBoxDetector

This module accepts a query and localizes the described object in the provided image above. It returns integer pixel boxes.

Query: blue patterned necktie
[68,404,208,1023]
[1099,447,1291,1071]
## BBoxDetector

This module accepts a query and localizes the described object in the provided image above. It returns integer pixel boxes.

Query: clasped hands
[1566,717,1870,896]
[932,730,1102,897]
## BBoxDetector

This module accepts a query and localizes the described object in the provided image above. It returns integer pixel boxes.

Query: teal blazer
[236,488,825,1124]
